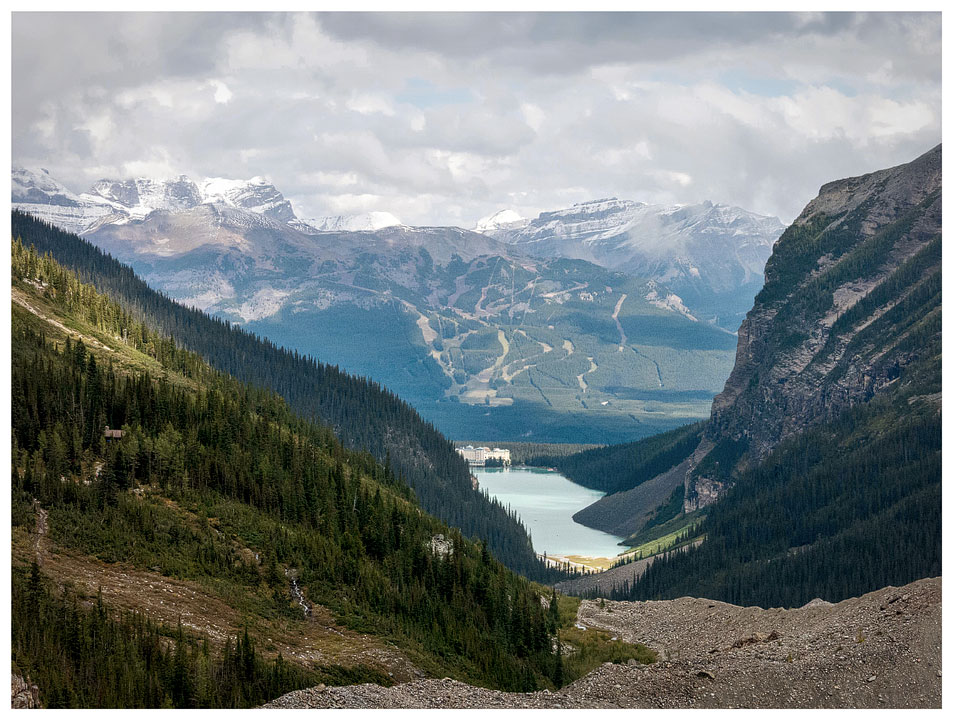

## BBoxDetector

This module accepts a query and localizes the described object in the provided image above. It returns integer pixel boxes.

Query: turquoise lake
[474,466,626,559]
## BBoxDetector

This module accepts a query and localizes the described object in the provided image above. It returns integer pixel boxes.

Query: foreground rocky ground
[264,577,941,709]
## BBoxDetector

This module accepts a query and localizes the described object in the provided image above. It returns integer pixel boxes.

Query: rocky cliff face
[687,145,941,509]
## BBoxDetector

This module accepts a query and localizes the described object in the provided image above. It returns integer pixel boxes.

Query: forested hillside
[10,210,560,582]
[615,386,940,607]
[11,242,574,705]
[536,423,703,495]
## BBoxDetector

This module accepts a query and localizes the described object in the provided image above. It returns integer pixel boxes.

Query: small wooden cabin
[104,428,123,441]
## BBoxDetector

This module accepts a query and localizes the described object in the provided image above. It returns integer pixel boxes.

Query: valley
[9,146,943,710]
[9,9,942,712]
[13,167,758,444]
[9,239,592,702]
[530,145,942,612]
[13,148,941,707]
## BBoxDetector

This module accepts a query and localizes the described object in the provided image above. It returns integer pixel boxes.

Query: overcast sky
[12,11,941,226]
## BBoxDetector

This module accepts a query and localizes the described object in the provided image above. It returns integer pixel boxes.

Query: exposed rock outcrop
[12,674,42,709]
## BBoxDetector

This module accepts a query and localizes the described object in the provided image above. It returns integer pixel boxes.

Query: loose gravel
[263,576,941,709]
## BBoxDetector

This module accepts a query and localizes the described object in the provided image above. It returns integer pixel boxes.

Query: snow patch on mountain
[488,197,784,254]
[13,167,118,234]
[90,176,203,218]
[13,166,83,206]
[304,212,402,232]
[11,201,117,236]
[200,177,296,223]
[481,196,785,327]
[13,167,302,231]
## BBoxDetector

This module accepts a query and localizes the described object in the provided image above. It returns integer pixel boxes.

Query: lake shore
[476,466,627,561]
[540,553,619,573]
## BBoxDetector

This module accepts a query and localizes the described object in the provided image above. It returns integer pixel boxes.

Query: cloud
[210,80,233,104]
[12,11,941,227]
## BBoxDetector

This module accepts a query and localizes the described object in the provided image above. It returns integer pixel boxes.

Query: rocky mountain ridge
[12,166,391,236]
[305,211,403,232]
[483,197,786,329]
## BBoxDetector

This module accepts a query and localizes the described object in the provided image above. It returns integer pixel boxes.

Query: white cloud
[520,103,545,132]
[11,12,941,227]
[210,80,233,104]
[652,169,693,187]
[346,93,395,116]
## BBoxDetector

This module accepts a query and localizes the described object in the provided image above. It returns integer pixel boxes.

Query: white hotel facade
[456,445,511,466]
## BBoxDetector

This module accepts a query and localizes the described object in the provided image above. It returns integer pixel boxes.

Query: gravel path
[263,577,940,709]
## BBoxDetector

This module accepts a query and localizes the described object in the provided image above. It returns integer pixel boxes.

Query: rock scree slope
[263,577,940,709]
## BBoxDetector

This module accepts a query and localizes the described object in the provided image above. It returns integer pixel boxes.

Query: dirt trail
[13,287,114,353]
[265,577,941,709]
[33,500,48,564]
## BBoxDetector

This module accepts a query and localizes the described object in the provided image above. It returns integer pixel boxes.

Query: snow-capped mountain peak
[13,167,305,231]
[473,209,528,234]
[12,166,85,207]
[199,176,296,223]
[13,166,120,234]
[84,176,204,220]
[482,196,786,328]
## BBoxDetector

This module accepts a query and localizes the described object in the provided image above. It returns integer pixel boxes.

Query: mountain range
[14,166,356,234]
[12,167,784,443]
[480,198,786,330]
[9,145,942,709]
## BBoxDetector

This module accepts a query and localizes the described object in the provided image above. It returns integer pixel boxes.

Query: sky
[11,11,942,227]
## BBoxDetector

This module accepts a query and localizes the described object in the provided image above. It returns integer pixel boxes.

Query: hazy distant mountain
[483,198,786,330]
[10,166,739,443]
